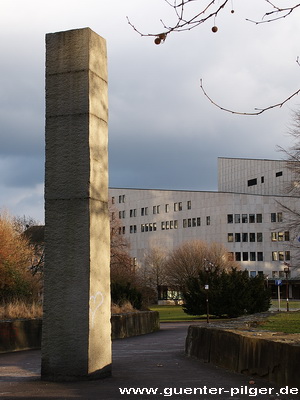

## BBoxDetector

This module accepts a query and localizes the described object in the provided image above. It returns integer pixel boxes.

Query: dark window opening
[248,178,257,187]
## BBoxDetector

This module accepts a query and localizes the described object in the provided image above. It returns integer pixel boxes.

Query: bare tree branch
[246,2,300,24]
[127,1,300,41]
[200,79,300,116]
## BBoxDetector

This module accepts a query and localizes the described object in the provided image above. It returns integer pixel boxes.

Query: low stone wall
[0,311,159,353]
[185,316,300,387]
[111,311,160,339]
[0,319,42,353]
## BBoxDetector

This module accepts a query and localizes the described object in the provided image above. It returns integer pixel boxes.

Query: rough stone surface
[42,28,111,381]
[185,313,300,387]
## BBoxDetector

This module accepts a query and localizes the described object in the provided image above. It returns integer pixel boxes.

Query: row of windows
[271,231,290,241]
[272,251,291,261]
[228,232,263,242]
[228,231,290,243]
[228,252,264,261]
[128,201,192,218]
[228,251,290,262]
[247,171,283,187]
[227,213,262,224]
[112,195,125,204]
[227,213,283,224]
[127,217,209,234]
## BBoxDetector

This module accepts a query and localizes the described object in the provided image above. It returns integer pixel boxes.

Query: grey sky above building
[0,0,299,222]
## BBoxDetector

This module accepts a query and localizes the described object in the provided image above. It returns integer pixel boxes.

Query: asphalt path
[0,322,299,400]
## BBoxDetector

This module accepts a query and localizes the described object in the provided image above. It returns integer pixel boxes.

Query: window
[285,251,290,261]
[279,271,285,278]
[149,223,153,232]
[122,226,125,234]
[271,213,276,222]
[235,252,241,261]
[272,252,278,261]
[206,216,211,226]
[112,196,115,204]
[272,271,279,278]
[192,218,196,227]
[130,225,137,234]
[119,195,125,203]
[242,214,248,223]
[188,218,192,227]
[197,217,201,226]
[277,212,283,222]
[174,220,178,229]
[119,210,125,219]
[166,221,169,230]
[278,251,284,261]
[228,252,234,261]
[165,204,169,213]
[153,223,157,231]
[249,233,255,242]
[187,200,192,210]
[174,203,178,212]
[278,232,284,241]
[257,252,263,261]
[227,214,233,223]
[250,270,256,276]
[170,220,173,229]
[261,176,264,183]
[179,202,183,211]
[285,231,290,241]
[153,206,157,214]
[242,233,248,242]
[183,219,187,228]
[250,253,256,261]
[249,214,255,223]
[141,224,145,233]
[276,171,283,177]
[228,233,234,242]
[243,252,248,261]
[257,233,263,242]
[248,178,257,186]
[234,214,240,223]
[130,209,136,218]
[235,233,241,242]
[256,214,262,223]
[271,232,277,241]
[141,208,145,216]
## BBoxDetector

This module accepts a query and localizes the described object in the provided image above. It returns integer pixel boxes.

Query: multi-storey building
[109,157,300,299]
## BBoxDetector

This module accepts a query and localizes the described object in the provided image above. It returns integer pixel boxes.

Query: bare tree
[140,247,168,300]
[164,240,239,289]
[109,205,136,285]
[127,1,300,115]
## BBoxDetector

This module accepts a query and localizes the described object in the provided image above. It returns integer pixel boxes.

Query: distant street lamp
[283,263,290,312]
[204,280,209,324]
[204,259,214,324]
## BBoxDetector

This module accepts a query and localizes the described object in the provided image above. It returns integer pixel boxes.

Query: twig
[200,79,300,116]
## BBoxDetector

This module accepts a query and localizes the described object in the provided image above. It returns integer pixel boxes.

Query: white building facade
[109,157,300,299]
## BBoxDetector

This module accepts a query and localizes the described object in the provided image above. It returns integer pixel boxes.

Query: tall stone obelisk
[42,28,111,381]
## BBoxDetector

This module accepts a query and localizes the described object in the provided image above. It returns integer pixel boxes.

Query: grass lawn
[260,311,300,334]
[149,305,206,322]
[271,299,300,311]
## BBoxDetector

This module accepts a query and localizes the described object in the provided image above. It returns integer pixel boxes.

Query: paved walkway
[0,322,299,400]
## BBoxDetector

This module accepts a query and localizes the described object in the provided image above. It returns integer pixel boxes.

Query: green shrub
[182,267,271,318]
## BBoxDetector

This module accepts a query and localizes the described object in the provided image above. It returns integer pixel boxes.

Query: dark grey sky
[0,0,299,222]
